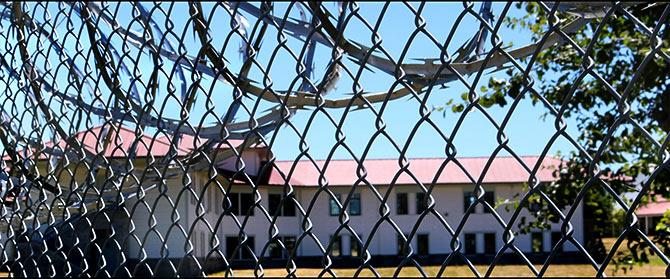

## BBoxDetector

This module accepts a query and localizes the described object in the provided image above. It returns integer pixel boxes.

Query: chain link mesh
[0,1,668,277]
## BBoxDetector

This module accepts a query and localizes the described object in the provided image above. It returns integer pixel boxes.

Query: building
[636,196,670,235]
[1,125,585,276]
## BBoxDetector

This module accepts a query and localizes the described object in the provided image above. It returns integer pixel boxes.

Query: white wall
[171,182,585,260]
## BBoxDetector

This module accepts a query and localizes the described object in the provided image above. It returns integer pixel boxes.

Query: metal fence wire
[0,1,669,277]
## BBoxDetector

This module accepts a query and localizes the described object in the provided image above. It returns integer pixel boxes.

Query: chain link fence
[0,1,669,277]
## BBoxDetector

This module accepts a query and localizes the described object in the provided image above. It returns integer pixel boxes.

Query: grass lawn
[209,238,668,277]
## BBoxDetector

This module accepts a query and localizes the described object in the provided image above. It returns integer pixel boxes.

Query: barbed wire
[0,1,668,277]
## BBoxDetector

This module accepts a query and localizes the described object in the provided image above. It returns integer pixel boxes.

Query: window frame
[268,235,296,259]
[483,232,496,255]
[329,193,361,216]
[239,192,255,216]
[226,235,256,260]
[268,193,297,217]
[463,191,495,214]
[463,191,476,214]
[416,192,428,214]
[350,234,363,258]
[531,232,544,253]
[329,193,342,216]
[396,192,409,215]
[464,233,477,255]
[225,193,255,216]
[330,235,342,257]
[349,193,362,216]
[482,191,495,213]
[397,234,408,256]
[417,234,429,256]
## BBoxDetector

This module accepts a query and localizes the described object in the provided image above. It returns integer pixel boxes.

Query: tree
[443,2,670,270]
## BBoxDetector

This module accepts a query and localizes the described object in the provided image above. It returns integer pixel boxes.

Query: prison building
[2,125,585,274]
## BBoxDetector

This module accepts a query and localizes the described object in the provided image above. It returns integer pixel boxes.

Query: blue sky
[1,2,581,162]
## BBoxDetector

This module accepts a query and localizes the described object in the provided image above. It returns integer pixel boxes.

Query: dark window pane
[417,234,429,256]
[484,233,496,255]
[283,236,296,258]
[483,192,495,213]
[330,235,341,257]
[240,193,254,216]
[329,194,341,216]
[397,193,408,215]
[531,232,543,253]
[349,193,361,216]
[268,239,282,258]
[268,194,281,216]
[463,192,476,214]
[241,236,255,259]
[283,198,296,216]
[397,234,407,256]
[226,236,239,259]
[229,193,240,215]
[416,192,428,214]
[551,232,563,252]
[464,233,476,254]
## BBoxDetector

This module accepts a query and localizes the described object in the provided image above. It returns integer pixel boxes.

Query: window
[482,192,495,213]
[227,193,255,216]
[330,235,342,257]
[329,194,341,216]
[268,236,296,259]
[330,193,361,216]
[268,194,296,216]
[229,193,239,215]
[463,192,476,214]
[531,232,544,253]
[226,236,255,260]
[484,233,496,255]
[416,192,428,214]
[349,193,361,216]
[396,193,409,215]
[639,217,648,233]
[397,234,407,256]
[417,234,429,256]
[464,233,477,254]
[240,193,255,216]
[350,235,363,258]
[464,191,495,213]
[551,232,563,252]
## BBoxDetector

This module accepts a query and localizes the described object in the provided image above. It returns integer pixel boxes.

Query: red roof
[4,125,257,161]
[266,156,563,186]
[636,196,670,217]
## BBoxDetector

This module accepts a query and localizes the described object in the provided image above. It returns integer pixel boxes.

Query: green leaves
[440,2,670,269]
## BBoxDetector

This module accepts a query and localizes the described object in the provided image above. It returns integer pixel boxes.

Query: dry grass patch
[209,264,666,277]
[209,238,668,277]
